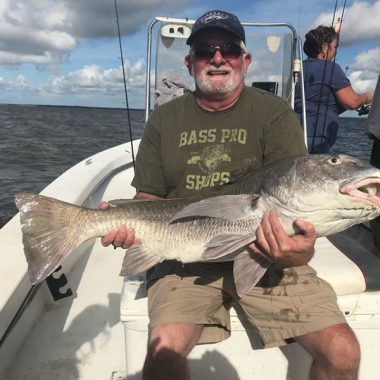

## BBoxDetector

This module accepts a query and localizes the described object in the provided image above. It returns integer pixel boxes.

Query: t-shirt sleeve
[131,115,167,196]
[330,63,351,91]
[262,97,307,165]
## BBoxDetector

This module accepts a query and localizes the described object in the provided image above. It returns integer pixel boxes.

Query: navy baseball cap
[186,10,245,46]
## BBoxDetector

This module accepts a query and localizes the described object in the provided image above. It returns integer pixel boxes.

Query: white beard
[192,65,245,96]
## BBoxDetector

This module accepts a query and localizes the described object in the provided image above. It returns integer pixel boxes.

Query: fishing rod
[114,0,136,170]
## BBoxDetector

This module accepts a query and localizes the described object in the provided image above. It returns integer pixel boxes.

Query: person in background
[102,11,360,380]
[295,25,373,153]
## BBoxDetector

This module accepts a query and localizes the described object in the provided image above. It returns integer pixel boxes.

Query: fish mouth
[340,178,380,206]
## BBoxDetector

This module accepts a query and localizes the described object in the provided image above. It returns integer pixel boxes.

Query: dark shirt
[295,58,350,152]
[132,86,306,198]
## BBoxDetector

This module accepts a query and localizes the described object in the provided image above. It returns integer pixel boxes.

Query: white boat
[1,16,380,380]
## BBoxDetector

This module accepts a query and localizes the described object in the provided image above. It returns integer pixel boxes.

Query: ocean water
[0,104,373,227]
[0,104,145,227]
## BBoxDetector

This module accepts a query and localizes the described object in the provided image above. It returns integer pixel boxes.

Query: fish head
[261,154,380,236]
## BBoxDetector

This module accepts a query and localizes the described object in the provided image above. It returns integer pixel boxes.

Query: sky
[0,0,379,109]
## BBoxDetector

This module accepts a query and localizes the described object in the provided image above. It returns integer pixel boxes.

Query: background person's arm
[335,86,373,110]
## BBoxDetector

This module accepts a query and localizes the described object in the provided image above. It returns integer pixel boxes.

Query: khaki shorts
[147,261,346,348]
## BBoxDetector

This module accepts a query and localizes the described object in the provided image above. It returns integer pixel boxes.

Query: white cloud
[350,47,380,72]
[67,0,186,38]
[0,56,147,99]
[0,0,74,65]
[348,47,380,92]
[313,1,380,45]
[0,74,36,91]
[0,51,54,65]
[44,59,147,95]
[0,0,185,66]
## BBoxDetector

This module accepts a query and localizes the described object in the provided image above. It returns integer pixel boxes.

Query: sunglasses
[192,43,245,61]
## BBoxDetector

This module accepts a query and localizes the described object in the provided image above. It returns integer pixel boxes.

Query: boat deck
[6,240,127,380]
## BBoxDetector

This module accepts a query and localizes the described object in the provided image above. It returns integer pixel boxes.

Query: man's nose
[210,49,226,65]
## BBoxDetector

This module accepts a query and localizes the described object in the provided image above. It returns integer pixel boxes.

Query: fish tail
[15,192,86,285]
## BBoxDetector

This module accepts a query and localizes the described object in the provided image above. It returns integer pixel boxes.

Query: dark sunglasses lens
[194,44,243,60]
[194,48,214,60]
[221,45,243,59]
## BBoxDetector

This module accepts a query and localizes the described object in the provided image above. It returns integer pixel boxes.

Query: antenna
[114,0,136,170]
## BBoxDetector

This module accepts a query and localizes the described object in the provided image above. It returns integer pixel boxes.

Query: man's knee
[148,323,203,357]
[297,323,360,372]
[326,328,360,372]
[311,324,360,372]
[147,337,187,364]
[143,325,199,380]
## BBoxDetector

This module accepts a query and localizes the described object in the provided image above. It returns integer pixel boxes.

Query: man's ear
[322,42,328,54]
[184,55,193,76]
[243,53,252,74]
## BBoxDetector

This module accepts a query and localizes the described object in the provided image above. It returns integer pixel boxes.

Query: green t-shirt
[132,86,307,198]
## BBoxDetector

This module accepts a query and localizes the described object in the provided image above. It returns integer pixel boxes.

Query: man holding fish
[102,10,360,380]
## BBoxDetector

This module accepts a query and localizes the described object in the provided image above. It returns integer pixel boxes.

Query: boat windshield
[145,18,301,120]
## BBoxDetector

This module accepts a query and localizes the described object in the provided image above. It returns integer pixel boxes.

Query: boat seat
[309,236,367,296]
[252,81,279,95]
[321,232,380,293]
[154,71,190,108]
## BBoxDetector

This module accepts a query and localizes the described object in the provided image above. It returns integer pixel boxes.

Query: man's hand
[249,210,316,266]
[99,192,161,250]
[99,201,140,249]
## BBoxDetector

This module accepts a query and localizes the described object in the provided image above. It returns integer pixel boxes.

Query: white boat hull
[2,142,380,379]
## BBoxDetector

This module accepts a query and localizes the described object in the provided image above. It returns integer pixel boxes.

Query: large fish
[15,154,380,296]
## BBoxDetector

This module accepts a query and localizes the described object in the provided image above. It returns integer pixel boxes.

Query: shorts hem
[262,316,347,348]
[148,315,231,344]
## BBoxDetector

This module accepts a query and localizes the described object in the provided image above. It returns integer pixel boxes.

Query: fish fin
[15,192,86,285]
[109,198,183,208]
[208,165,255,192]
[119,245,162,276]
[202,234,256,260]
[170,194,261,223]
[233,252,271,297]
[227,165,256,184]
[108,198,160,207]
[107,199,133,207]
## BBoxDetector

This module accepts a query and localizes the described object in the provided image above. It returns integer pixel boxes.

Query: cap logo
[186,10,244,45]
[200,11,229,24]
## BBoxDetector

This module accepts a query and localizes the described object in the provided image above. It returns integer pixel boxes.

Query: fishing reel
[357,104,371,116]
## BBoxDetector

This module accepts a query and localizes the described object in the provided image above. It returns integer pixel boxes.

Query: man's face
[185,29,252,97]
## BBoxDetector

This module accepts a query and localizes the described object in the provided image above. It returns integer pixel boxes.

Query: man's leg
[142,323,203,380]
[295,323,360,380]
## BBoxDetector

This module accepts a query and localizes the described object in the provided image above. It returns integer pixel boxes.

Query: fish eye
[328,156,341,165]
